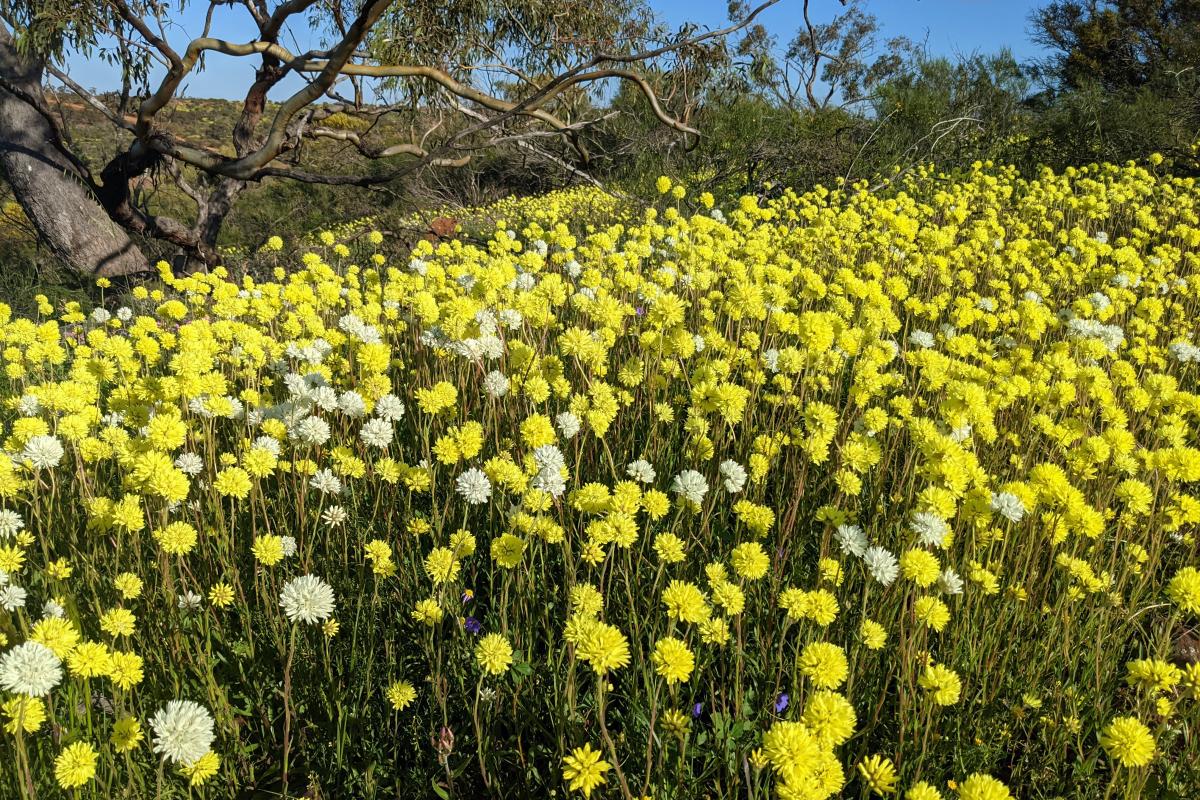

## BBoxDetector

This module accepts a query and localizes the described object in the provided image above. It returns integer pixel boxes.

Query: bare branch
[239,0,268,28]
[263,0,319,40]
[202,1,220,38]
[449,100,609,191]
[230,0,393,172]
[307,126,471,166]
[802,0,823,109]
[163,158,206,213]
[126,0,778,176]
[44,63,136,132]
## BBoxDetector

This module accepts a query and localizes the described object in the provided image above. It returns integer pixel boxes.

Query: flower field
[1,161,1199,799]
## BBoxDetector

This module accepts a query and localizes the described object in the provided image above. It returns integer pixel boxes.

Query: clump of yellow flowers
[0,163,1197,799]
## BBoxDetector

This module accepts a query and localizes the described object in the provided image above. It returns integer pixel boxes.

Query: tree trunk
[0,25,149,278]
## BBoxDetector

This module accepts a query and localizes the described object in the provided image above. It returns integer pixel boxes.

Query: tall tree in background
[607,0,904,195]
[1033,0,1200,90]
[0,0,779,277]
[777,0,909,111]
[1030,0,1200,167]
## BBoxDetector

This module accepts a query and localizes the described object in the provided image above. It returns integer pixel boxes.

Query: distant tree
[636,1,1030,194]
[597,0,915,196]
[0,0,780,277]
[775,0,910,110]
[1032,0,1200,91]
[1029,0,1200,168]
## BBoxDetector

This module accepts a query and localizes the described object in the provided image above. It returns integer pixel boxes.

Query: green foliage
[1031,0,1200,91]
[868,52,1033,170]
[1025,82,1198,170]
[1028,0,1200,170]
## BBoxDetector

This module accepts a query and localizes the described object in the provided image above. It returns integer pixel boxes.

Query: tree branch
[449,100,609,191]
[43,63,136,133]
[307,126,471,166]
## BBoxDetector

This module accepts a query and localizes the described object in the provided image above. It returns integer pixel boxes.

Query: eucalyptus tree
[0,0,779,276]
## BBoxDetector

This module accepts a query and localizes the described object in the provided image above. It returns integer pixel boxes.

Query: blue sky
[62,0,1048,100]
[660,1,1046,60]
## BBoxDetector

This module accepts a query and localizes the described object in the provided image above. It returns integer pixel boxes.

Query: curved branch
[127,0,321,138]
[172,39,578,138]
[226,0,392,173]
[263,0,318,40]
[307,126,471,165]
[95,148,210,261]
[120,0,782,180]
[517,67,699,138]
[109,0,182,66]
[449,100,608,190]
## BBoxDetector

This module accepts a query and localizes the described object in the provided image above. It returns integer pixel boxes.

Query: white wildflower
[626,460,656,484]
[0,641,63,697]
[498,309,523,329]
[375,394,406,422]
[990,491,1026,523]
[762,349,780,373]
[0,584,26,611]
[360,418,394,449]
[456,468,492,505]
[908,330,935,349]
[670,470,708,506]
[338,390,367,418]
[483,371,510,398]
[863,546,900,587]
[718,460,747,493]
[174,453,205,476]
[310,469,342,495]
[0,509,24,538]
[532,446,566,476]
[530,467,566,498]
[150,700,215,766]
[554,412,581,439]
[910,511,951,548]
[938,568,964,596]
[21,435,64,470]
[834,524,869,558]
[279,575,336,624]
[16,395,39,416]
[293,416,331,446]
